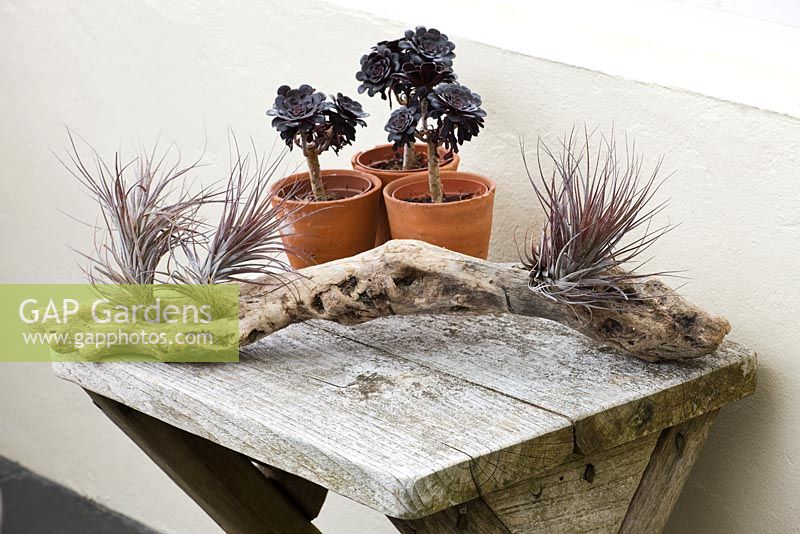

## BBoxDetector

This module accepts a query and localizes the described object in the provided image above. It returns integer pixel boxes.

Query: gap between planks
[311,321,579,428]
[310,318,585,504]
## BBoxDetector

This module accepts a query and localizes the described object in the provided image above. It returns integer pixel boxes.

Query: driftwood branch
[241,240,730,361]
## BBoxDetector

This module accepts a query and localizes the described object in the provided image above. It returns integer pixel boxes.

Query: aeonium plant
[267,84,368,201]
[356,27,486,202]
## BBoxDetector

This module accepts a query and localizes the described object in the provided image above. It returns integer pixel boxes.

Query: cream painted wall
[0,1,797,533]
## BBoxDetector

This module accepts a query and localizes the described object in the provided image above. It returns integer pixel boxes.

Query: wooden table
[53,314,756,534]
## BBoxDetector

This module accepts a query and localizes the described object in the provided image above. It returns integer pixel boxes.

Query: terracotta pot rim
[352,143,458,175]
[384,171,496,207]
[272,169,381,206]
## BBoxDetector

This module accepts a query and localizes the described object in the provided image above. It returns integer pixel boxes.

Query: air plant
[357,26,486,201]
[522,128,674,309]
[61,131,298,298]
[266,85,368,201]
[58,130,213,295]
[170,137,297,286]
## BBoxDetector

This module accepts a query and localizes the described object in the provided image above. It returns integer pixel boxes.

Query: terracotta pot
[271,169,381,269]
[351,144,460,245]
[383,171,496,259]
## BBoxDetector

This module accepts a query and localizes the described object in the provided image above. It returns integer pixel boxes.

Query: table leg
[254,462,328,520]
[389,411,717,534]
[619,410,718,533]
[87,390,321,534]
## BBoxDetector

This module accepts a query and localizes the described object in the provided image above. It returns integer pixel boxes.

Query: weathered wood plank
[318,314,756,453]
[55,313,755,521]
[619,410,719,534]
[87,391,320,534]
[483,433,659,533]
[56,323,574,519]
[391,432,659,533]
[390,499,512,534]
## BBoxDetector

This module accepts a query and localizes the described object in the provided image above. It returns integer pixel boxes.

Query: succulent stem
[427,139,442,203]
[301,137,327,201]
[420,98,443,203]
[402,142,419,170]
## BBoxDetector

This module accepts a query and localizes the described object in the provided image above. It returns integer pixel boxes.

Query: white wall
[1,1,798,533]
[673,0,800,28]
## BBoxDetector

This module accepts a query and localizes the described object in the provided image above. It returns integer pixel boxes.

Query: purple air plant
[57,130,214,289]
[522,128,675,309]
[172,135,299,286]
[60,130,299,292]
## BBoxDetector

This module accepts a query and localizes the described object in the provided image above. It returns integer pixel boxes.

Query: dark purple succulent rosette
[356,27,458,105]
[266,85,332,145]
[427,83,486,152]
[376,38,405,54]
[384,105,421,150]
[399,27,456,67]
[356,44,401,99]
[429,83,485,117]
[334,93,369,125]
[267,85,368,152]
[392,62,456,97]
[357,27,486,155]
[327,93,370,154]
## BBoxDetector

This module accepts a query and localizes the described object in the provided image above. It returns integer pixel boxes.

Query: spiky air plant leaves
[61,129,303,313]
[170,136,298,287]
[522,128,674,309]
[58,130,214,296]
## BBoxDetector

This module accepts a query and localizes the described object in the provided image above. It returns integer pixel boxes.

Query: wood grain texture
[239,240,731,361]
[54,315,755,520]
[391,432,659,533]
[483,433,659,533]
[57,322,574,519]
[87,391,320,534]
[390,498,512,534]
[619,410,719,534]
[318,314,757,453]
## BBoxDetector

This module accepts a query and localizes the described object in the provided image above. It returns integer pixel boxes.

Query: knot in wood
[583,463,596,483]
